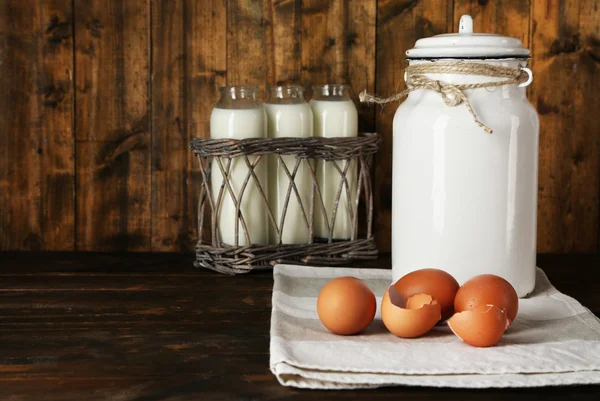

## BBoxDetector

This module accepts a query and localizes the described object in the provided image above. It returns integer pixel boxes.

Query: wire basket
[190,133,380,274]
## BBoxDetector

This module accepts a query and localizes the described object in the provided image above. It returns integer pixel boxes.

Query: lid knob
[459,14,473,35]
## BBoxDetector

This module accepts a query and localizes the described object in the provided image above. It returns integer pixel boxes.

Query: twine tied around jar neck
[359,62,532,134]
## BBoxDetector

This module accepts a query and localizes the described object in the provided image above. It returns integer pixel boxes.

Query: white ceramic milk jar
[390,15,539,297]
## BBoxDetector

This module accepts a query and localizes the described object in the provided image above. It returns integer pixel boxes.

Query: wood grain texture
[374,0,453,253]
[530,0,600,252]
[0,0,74,251]
[151,0,226,252]
[300,0,347,88]
[270,0,303,85]
[227,0,273,87]
[0,0,599,254]
[0,252,599,400]
[74,0,151,251]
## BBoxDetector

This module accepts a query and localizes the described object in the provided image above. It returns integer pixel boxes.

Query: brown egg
[454,274,519,324]
[448,304,509,347]
[317,277,376,335]
[393,269,460,321]
[381,286,441,338]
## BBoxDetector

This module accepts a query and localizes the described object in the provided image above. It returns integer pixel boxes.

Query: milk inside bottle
[310,84,358,240]
[210,86,268,246]
[264,86,313,244]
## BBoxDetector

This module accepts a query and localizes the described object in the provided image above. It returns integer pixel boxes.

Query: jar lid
[406,15,530,59]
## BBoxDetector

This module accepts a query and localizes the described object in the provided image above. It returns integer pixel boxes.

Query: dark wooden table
[0,252,599,400]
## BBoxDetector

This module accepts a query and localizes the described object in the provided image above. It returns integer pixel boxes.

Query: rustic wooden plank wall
[0,0,75,251]
[74,0,151,251]
[0,0,598,253]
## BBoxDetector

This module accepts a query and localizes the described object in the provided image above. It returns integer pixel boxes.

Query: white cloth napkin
[269,265,600,389]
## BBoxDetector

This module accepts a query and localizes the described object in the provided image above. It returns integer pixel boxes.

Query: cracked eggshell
[381,286,442,338]
[448,304,509,347]
[454,274,519,325]
[393,269,460,321]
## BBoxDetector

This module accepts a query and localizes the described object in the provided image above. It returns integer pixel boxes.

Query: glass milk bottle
[264,86,313,244]
[310,84,358,240]
[391,15,539,296]
[210,86,268,246]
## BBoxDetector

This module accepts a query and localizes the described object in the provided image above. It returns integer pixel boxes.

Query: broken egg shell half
[381,286,442,338]
[393,268,460,321]
[454,274,519,326]
[448,304,510,347]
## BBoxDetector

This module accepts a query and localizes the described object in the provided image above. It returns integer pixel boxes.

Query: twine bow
[359,62,530,134]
